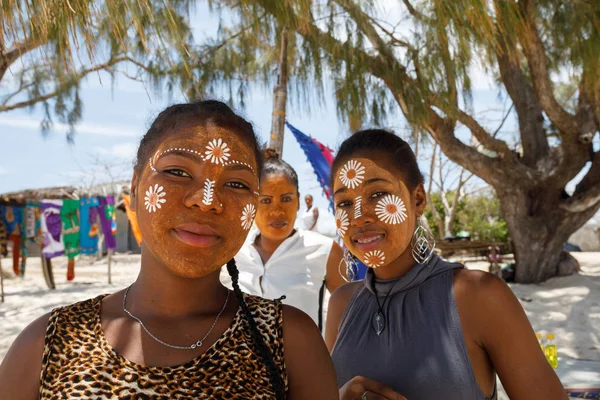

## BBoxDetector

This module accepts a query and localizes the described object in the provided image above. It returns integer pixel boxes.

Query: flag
[286,122,334,213]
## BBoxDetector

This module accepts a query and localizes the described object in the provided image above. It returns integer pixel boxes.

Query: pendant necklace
[370,278,399,336]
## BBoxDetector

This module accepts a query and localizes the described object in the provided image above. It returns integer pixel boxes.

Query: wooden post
[269,27,289,157]
[0,258,5,303]
[107,249,113,284]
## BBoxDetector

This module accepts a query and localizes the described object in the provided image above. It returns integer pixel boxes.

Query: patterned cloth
[60,199,80,259]
[40,200,64,259]
[40,294,288,399]
[98,196,116,250]
[79,198,100,255]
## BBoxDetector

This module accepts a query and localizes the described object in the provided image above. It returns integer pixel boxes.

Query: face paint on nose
[354,196,363,219]
[202,179,216,206]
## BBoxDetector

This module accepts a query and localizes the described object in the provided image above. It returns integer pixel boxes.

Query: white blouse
[220,228,334,324]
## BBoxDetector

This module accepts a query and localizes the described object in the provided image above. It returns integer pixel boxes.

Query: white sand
[463,253,600,362]
[0,254,141,361]
[1,252,599,396]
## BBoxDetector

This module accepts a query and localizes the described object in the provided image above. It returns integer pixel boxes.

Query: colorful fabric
[123,195,142,245]
[60,199,80,259]
[9,233,21,275]
[25,204,40,239]
[286,122,335,212]
[18,206,27,276]
[41,200,65,259]
[0,218,7,257]
[79,198,100,255]
[99,196,116,250]
[1,205,21,236]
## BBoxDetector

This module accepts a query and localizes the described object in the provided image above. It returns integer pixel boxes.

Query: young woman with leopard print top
[0,101,338,399]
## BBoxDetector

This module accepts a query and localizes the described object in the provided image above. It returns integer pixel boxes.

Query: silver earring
[339,248,358,282]
[411,218,435,265]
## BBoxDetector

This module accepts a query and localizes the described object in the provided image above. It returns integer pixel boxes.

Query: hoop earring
[411,218,435,265]
[339,248,358,282]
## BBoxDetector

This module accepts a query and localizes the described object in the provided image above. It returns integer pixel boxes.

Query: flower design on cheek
[338,160,365,189]
[364,250,386,268]
[204,138,231,165]
[240,204,256,231]
[335,208,349,238]
[144,184,167,213]
[375,195,408,225]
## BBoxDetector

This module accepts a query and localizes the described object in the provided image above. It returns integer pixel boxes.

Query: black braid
[226,259,286,400]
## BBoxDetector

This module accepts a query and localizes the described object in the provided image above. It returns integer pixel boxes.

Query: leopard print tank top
[40,293,288,398]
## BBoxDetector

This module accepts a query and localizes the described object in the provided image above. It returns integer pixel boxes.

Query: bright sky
[1,2,596,227]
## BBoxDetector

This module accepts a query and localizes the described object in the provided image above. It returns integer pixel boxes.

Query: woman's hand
[339,376,407,400]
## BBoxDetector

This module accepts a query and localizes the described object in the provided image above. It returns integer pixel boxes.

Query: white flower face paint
[240,204,256,230]
[202,179,215,205]
[338,159,365,189]
[354,196,363,219]
[363,250,386,268]
[375,195,408,225]
[335,208,349,238]
[144,184,167,213]
[204,138,231,165]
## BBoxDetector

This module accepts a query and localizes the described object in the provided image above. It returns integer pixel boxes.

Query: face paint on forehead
[338,159,366,189]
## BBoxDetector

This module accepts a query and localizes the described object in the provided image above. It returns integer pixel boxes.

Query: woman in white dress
[222,149,346,328]
[302,194,319,231]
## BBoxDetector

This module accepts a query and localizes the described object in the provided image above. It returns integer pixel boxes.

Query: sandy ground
[1,252,598,396]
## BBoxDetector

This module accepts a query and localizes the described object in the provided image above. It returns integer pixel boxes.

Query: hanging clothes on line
[61,199,80,281]
[1,205,23,275]
[79,198,100,255]
[0,217,8,257]
[99,196,117,250]
[40,200,64,259]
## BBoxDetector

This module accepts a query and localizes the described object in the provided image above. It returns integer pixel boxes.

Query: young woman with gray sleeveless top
[326,130,566,400]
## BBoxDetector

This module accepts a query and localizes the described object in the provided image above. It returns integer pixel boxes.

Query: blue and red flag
[285,122,335,213]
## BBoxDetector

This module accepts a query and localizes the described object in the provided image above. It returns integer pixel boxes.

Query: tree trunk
[499,188,599,283]
[269,27,289,157]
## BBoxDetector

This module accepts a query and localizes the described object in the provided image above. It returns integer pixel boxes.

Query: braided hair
[134,100,284,397]
[226,259,286,400]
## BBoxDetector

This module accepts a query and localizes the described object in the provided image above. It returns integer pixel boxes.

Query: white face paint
[144,183,167,213]
[149,147,204,172]
[204,138,231,165]
[338,159,366,189]
[354,195,363,219]
[335,208,349,238]
[375,195,408,225]
[363,250,386,268]
[240,203,256,231]
[202,179,216,205]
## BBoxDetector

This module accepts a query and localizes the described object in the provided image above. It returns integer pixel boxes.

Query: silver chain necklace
[122,285,230,350]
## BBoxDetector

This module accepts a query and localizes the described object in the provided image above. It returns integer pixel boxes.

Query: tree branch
[0,35,45,82]
[400,0,429,22]
[560,151,600,213]
[517,0,578,135]
[0,56,132,112]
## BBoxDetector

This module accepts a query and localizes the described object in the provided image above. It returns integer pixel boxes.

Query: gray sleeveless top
[331,254,497,400]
